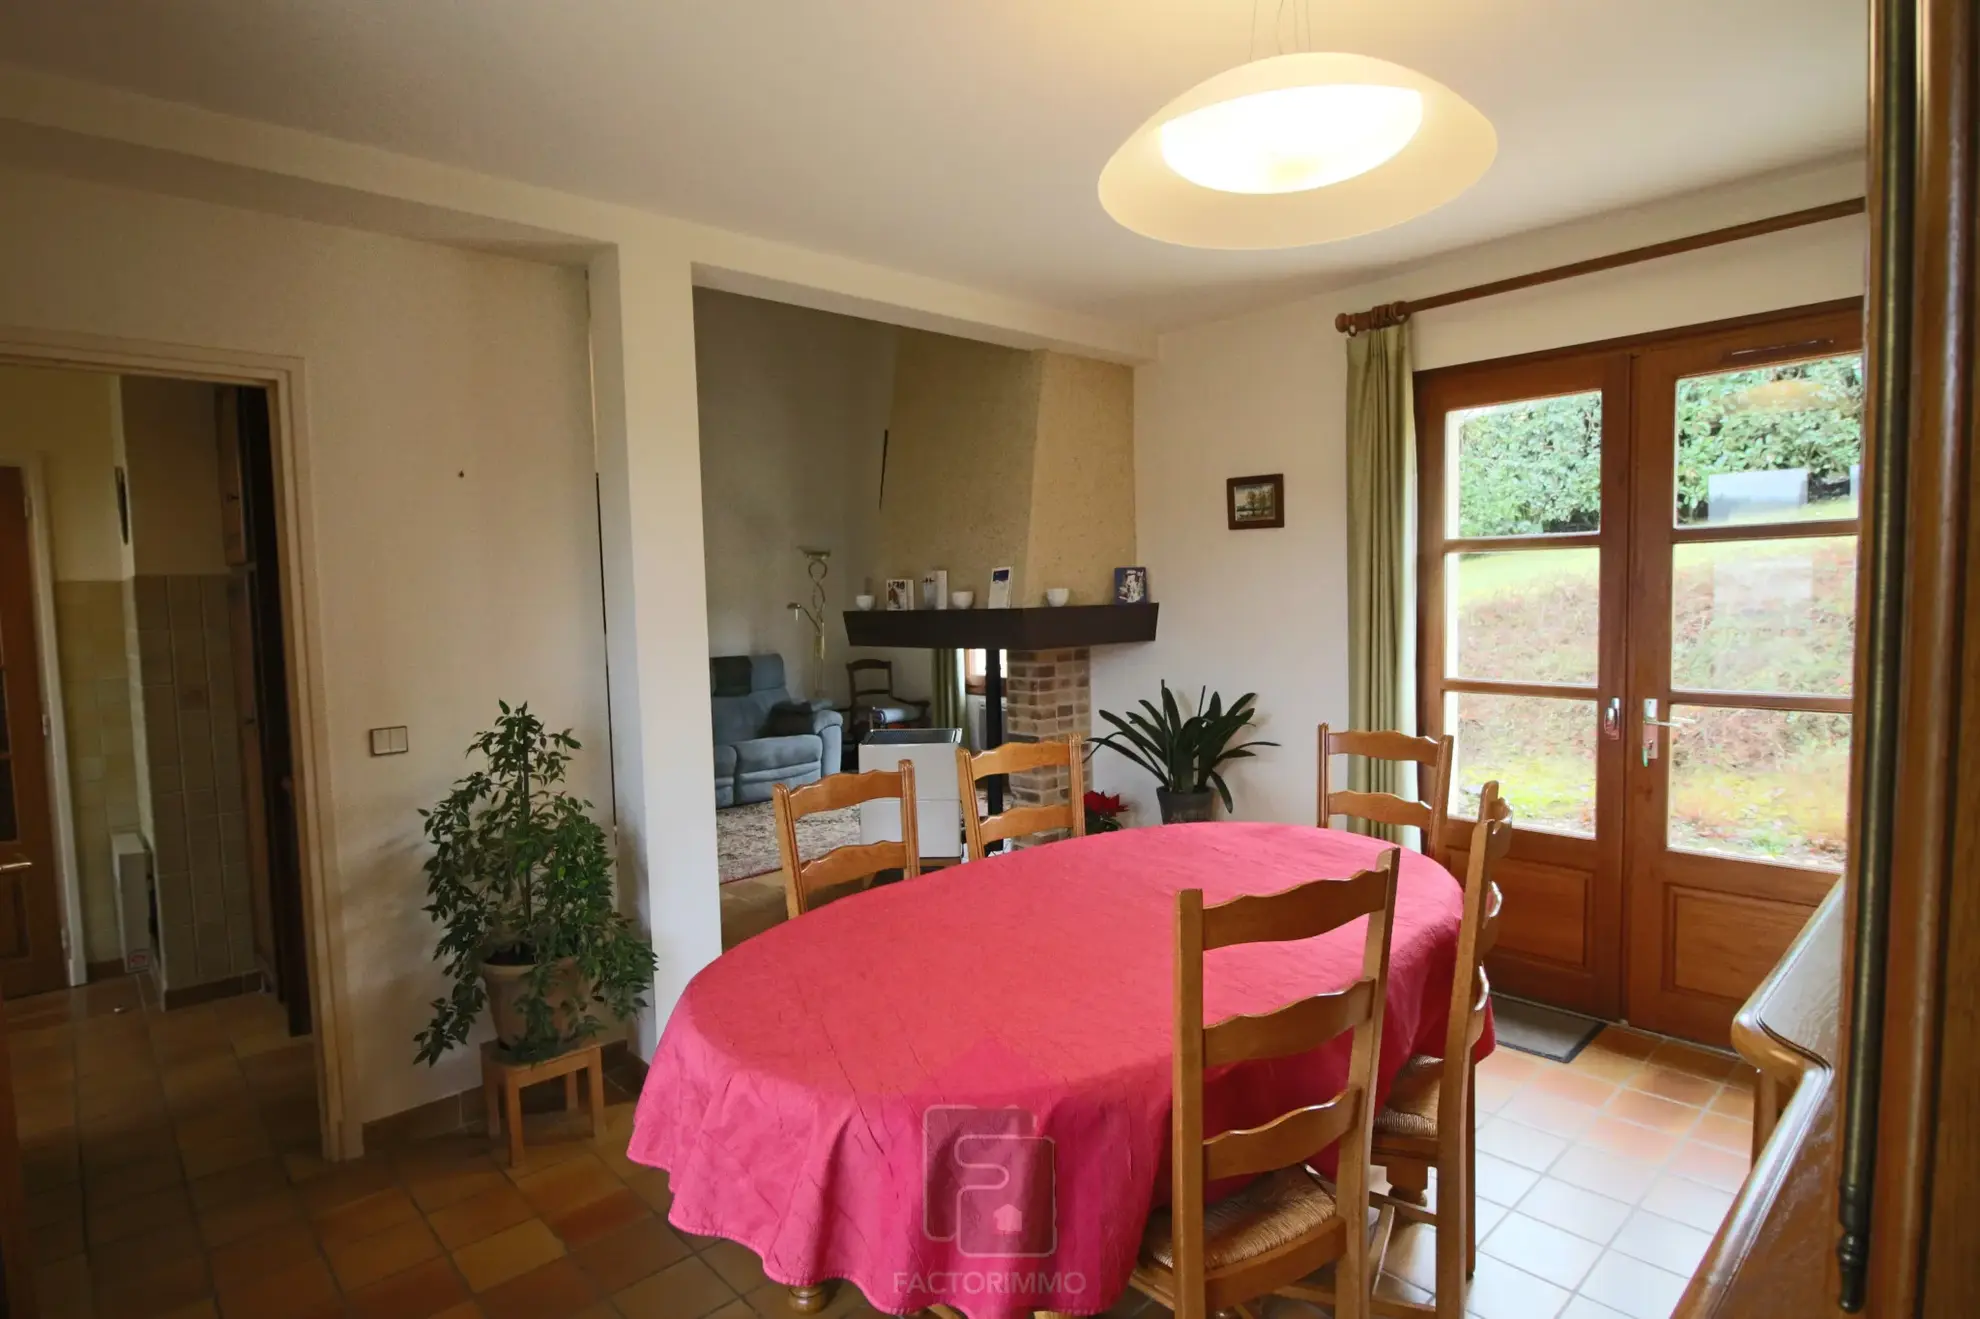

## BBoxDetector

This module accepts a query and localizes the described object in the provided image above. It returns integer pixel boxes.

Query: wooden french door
[1418,302,1863,1043]
[0,468,62,1002]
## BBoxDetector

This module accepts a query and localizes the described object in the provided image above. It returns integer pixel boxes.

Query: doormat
[1492,993,1605,1063]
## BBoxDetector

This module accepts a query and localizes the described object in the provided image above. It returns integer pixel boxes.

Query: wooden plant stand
[481,1039,605,1167]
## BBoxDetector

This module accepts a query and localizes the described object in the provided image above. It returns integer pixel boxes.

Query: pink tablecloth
[630,822,1486,1318]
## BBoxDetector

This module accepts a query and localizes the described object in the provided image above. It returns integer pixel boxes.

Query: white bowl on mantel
[1045,588,1071,607]
[854,594,875,611]
[951,590,975,609]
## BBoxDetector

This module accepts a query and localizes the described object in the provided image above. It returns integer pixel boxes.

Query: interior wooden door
[0,468,62,1002]
[1621,309,1862,1041]
[1418,354,1633,1018]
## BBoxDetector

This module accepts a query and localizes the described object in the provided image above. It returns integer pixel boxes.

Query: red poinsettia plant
[1083,790,1126,834]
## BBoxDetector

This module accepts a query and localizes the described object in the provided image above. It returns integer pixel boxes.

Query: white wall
[0,167,605,1126]
[694,289,896,704]
[1092,163,1868,828]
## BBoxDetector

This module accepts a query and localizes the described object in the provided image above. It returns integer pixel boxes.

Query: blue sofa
[711,654,843,807]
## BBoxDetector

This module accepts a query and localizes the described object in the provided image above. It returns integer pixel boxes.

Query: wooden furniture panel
[1670,888,1816,1005]
[1481,857,1588,969]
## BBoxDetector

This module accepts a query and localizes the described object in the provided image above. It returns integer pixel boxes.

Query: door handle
[0,858,31,872]
[1641,698,1695,765]
[1602,697,1622,740]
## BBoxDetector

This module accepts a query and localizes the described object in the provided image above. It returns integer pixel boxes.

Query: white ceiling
[0,1,1865,330]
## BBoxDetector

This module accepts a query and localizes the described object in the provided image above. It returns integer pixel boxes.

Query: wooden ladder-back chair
[771,765,920,918]
[1129,848,1402,1319]
[1365,781,1511,1318]
[1317,725,1455,866]
[955,736,1085,860]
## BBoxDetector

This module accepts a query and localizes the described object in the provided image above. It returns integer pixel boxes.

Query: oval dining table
[629,820,1489,1319]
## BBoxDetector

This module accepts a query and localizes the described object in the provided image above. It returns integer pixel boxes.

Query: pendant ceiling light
[1101,51,1496,250]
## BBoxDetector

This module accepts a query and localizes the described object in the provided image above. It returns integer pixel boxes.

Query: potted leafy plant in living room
[414,702,657,1066]
[1093,682,1277,824]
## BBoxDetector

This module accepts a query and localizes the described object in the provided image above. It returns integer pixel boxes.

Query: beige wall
[1092,161,1868,827]
[1026,352,1136,606]
[871,330,1042,605]
[694,289,896,703]
[122,377,229,577]
[0,167,605,1125]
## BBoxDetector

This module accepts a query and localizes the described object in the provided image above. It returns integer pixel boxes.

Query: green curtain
[1344,322,1418,842]
[930,648,968,749]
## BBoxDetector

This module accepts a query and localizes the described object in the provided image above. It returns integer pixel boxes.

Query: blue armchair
[710,654,843,807]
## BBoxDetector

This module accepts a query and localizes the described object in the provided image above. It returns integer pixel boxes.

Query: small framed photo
[884,578,915,610]
[986,566,1014,609]
[1114,566,1148,604]
[1227,473,1285,530]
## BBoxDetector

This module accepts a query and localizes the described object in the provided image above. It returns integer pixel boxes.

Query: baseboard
[161,969,266,1011]
[361,1036,647,1153]
[85,958,127,982]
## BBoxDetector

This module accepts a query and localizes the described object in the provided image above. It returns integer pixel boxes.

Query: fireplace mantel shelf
[842,602,1158,651]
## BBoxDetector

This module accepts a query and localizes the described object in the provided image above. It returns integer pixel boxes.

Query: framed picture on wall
[1227,473,1285,529]
[1114,566,1148,604]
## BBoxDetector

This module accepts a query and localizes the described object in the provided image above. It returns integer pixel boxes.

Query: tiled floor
[12,976,1748,1319]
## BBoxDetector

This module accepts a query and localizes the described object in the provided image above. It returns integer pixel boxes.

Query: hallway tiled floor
[12,977,1749,1319]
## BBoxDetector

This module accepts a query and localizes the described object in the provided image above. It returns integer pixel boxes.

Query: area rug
[1491,993,1606,1062]
[717,800,860,883]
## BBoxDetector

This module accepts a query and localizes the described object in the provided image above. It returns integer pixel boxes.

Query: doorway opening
[1415,301,1863,1043]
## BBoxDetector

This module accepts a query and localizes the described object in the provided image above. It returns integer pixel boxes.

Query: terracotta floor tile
[1499,1088,1603,1139]
[188,1157,289,1211]
[452,1217,566,1292]
[1512,1176,1632,1245]
[1460,1254,1570,1319]
[329,1217,445,1292]
[316,1186,422,1247]
[1480,1211,1604,1290]
[409,1161,509,1213]
[478,1256,603,1319]
[1550,1145,1661,1205]
[298,1158,400,1216]
[1642,1173,1736,1234]
[1610,1207,1715,1277]
[32,1255,91,1319]
[1623,1065,1722,1108]
[1691,1111,1753,1154]
[698,1238,774,1294]
[345,1257,474,1319]
[1591,1027,1661,1060]
[1581,1115,1681,1164]
[216,1255,342,1319]
[1529,1067,1618,1109]
[33,1213,85,1265]
[1604,1088,1704,1136]
[571,1215,693,1294]
[1478,1116,1570,1172]
[547,1185,648,1248]
[622,1166,675,1216]
[1478,1048,1546,1084]
[1669,1140,1750,1193]
[1568,1048,1648,1086]
[90,1250,212,1319]
[1646,1039,1739,1082]
[1473,1069,1522,1115]
[208,1219,324,1295]
[196,1186,304,1249]
[616,1256,739,1319]
[1709,1085,1756,1121]
[516,1152,623,1219]
[1578,1249,1691,1319]
[85,1183,193,1245]
[429,1181,537,1250]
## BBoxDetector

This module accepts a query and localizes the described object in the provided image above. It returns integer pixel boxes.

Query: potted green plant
[1093,682,1278,823]
[414,702,657,1065]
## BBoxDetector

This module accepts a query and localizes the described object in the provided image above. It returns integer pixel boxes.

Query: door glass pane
[1667,706,1850,868]
[1672,536,1856,696]
[1449,548,1600,684]
[1675,354,1864,526]
[1450,390,1603,536]
[1446,691,1597,837]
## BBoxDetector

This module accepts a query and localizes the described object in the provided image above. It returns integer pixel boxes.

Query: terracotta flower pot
[479,956,587,1054]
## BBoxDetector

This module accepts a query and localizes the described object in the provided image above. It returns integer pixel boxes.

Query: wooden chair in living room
[1364,781,1510,1318]
[1127,848,1401,1319]
[955,736,1085,860]
[1317,724,1456,867]
[771,765,920,918]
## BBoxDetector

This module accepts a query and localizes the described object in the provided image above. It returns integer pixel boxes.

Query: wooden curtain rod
[1334,197,1868,335]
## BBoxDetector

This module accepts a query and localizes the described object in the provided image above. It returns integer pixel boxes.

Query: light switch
[369,726,409,756]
